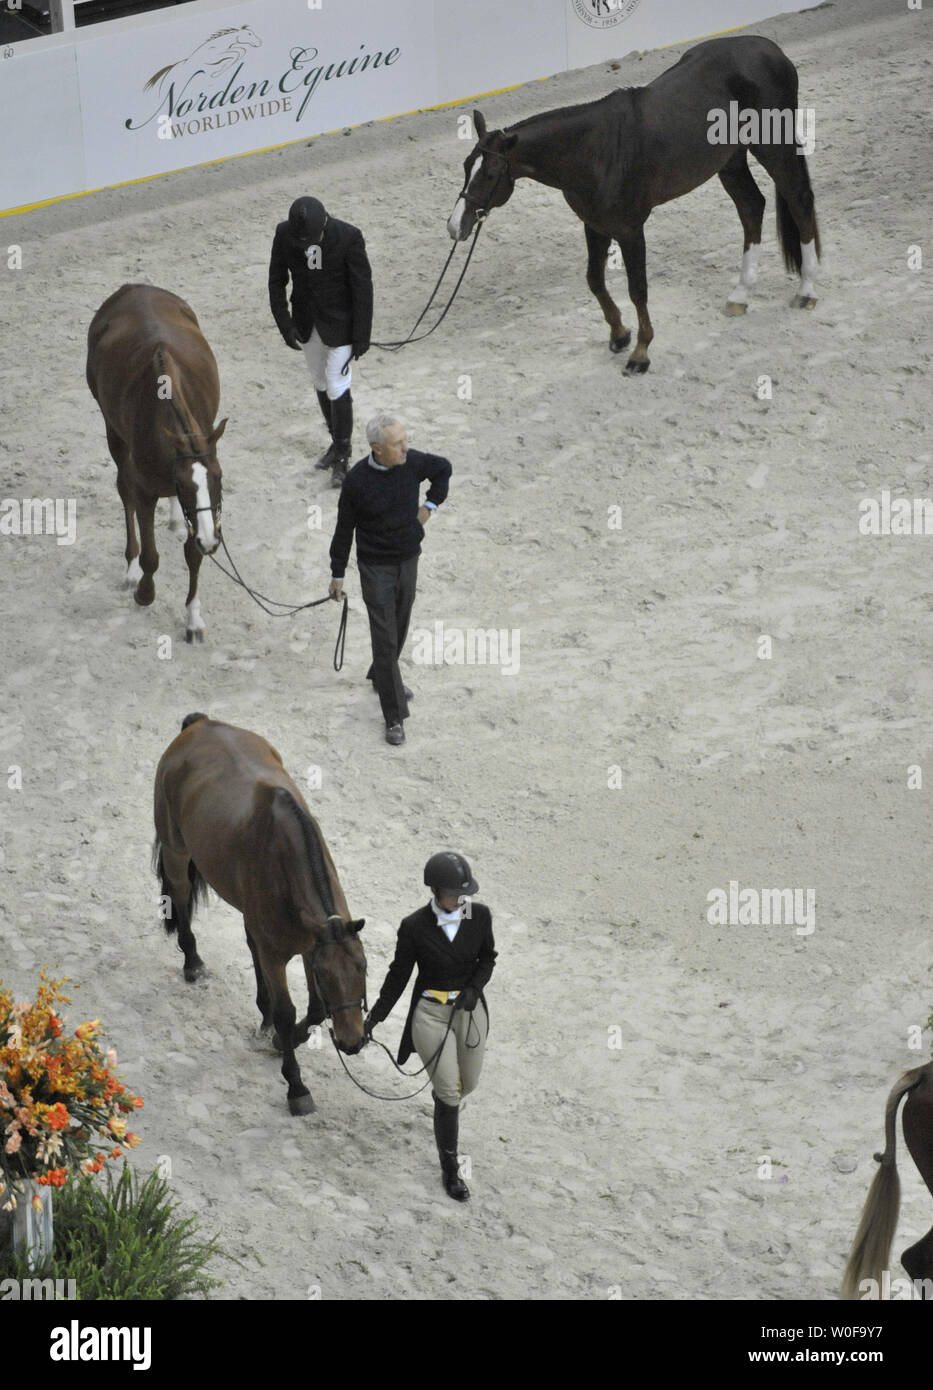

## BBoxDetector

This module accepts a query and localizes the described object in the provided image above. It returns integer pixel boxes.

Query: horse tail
[273,788,338,920]
[152,838,209,936]
[775,155,820,275]
[840,1066,928,1299]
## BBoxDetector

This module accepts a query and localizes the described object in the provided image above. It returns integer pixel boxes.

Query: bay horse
[86,284,226,642]
[153,713,366,1115]
[841,1061,933,1299]
[447,35,820,374]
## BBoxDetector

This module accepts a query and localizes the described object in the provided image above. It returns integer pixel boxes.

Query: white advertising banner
[0,40,85,207]
[433,0,567,106]
[564,0,822,70]
[77,0,438,192]
[0,0,823,214]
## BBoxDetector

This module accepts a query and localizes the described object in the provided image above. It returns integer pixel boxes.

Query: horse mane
[507,88,633,135]
[154,346,206,451]
[505,88,642,184]
[274,789,338,920]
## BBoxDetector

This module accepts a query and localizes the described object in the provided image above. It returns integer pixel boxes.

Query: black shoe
[331,455,349,487]
[433,1095,469,1201]
[385,723,405,746]
[316,441,337,471]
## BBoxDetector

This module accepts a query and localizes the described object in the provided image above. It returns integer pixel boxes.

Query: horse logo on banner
[143,25,263,101]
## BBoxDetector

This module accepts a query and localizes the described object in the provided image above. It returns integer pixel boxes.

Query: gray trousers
[358,555,417,727]
[411,996,488,1108]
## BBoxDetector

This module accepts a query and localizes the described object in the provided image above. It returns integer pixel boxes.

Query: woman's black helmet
[424,851,478,896]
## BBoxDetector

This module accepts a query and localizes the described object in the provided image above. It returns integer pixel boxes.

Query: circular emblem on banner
[571,0,642,29]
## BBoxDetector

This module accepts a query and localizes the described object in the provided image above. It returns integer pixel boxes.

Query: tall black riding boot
[433,1093,469,1201]
[329,391,353,488]
[315,390,336,470]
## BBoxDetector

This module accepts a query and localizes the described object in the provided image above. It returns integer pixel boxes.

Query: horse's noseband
[310,915,366,1020]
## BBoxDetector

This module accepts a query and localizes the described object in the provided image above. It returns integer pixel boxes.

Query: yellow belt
[423,989,460,1004]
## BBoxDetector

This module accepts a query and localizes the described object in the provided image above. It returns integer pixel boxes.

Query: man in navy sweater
[329,413,451,745]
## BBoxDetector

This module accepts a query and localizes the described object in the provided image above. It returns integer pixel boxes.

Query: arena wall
[0,0,821,214]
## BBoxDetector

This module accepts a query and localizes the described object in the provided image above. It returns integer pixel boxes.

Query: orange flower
[48,1168,67,1187]
[47,1014,62,1038]
[46,1103,69,1131]
[111,1147,123,1160]
[75,1019,101,1042]
[108,1116,127,1140]
[124,1132,141,1149]
[133,1097,144,1109]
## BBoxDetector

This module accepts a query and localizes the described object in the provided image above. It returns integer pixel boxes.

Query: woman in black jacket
[365,852,496,1200]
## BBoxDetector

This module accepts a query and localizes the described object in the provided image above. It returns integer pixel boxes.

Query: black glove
[352,341,370,360]
[280,321,303,351]
[454,987,478,1013]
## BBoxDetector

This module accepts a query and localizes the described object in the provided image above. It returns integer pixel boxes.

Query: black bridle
[167,400,221,542]
[309,915,368,1024]
[457,142,515,217]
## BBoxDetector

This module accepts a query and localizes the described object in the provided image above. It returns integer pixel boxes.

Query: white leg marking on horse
[191,463,217,552]
[186,595,204,634]
[798,239,818,301]
[727,244,760,306]
[126,557,143,584]
[447,156,481,239]
[169,496,186,534]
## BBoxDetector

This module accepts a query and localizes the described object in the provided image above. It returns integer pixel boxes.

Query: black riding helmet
[288,196,328,247]
[424,851,479,897]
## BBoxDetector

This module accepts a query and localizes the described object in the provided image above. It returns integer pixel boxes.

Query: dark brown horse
[841,1062,933,1299]
[153,713,366,1115]
[86,284,226,641]
[448,35,820,374]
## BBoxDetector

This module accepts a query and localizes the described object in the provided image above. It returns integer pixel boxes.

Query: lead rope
[371,217,486,351]
[206,538,348,671]
[324,1004,482,1102]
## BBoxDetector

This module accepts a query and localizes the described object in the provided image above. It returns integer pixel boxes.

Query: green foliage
[0,1164,221,1300]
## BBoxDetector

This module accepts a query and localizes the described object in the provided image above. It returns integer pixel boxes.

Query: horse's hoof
[792,295,817,310]
[609,331,631,353]
[185,629,205,644]
[183,965,206,983]
[724,300,748,317]
[134,586,155,607]
[288,1092,316,1117]
[623,358,650,376]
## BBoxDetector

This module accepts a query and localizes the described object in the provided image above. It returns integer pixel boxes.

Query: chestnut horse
[447,35,820,374]
[153,713,366,1114]
[841,1061,933,1298]
[86,284,226,641]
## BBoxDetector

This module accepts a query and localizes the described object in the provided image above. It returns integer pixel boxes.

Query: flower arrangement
[0,972,143,1211]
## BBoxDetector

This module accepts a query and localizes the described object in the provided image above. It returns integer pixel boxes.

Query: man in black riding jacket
[268,196,374,486]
